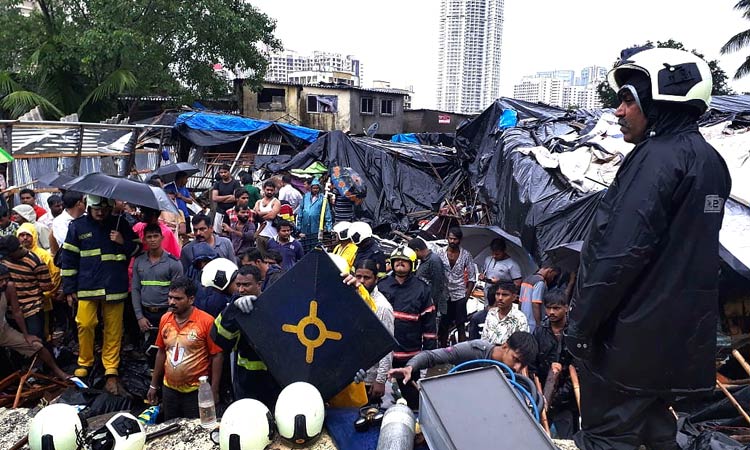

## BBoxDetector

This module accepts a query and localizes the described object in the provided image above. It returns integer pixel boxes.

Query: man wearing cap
[61,195,141,394]
[297,178,331,237]
[566,47,732,449]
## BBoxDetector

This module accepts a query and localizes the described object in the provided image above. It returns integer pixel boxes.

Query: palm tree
[721,0,750,79]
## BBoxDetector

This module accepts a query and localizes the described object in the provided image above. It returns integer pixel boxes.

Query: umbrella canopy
[37,173,74,189]
[150,162,199,184]
[234,250,395,400]
[62,173,179,215]
[544,241,583,272]
[459,225,538,279]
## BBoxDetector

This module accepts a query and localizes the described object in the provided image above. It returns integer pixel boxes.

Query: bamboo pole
[13,354,38,408]
[717,380,750,426]
[733,350,750,379]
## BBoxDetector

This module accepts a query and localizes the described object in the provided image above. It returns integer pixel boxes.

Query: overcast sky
[250,0,750,109]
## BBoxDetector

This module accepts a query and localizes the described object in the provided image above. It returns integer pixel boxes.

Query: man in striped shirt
[0,235,53,340]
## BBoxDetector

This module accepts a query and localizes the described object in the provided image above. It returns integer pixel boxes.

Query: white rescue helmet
[201,258,239,291]
[332,221,351,241]
[88,412,146,450]
[348,221,372,245]
[29,403,85,450]
[220,399,275,450]
[607,47,712,113]
[274,382,325,447]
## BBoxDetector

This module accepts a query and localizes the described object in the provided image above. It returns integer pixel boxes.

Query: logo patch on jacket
[79,232,93,239]
[704,195,724,213]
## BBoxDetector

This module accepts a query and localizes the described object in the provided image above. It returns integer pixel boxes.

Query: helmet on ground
[389,246,417,272]
[327,252,351,275]
[348,222,372,245]
[220,399,274,450]
[29,403,85,450]
[332,221,351,241]
[88,412,145,450]
[274,382,325,447]
[607,47,712,113]
[201,258,239,291]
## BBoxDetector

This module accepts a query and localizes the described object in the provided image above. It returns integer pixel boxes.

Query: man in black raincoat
[565,46,732,450]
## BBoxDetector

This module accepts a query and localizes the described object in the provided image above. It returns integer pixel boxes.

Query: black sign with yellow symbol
[234,249,396,401]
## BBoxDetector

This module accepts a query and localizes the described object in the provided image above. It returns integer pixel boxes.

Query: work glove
[353,369,367,384]
[234,295,258,314]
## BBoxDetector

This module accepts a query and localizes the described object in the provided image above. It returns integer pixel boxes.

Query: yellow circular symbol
[282,300,342,364]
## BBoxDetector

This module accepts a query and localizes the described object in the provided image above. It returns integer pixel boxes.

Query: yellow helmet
[389,246,417,272]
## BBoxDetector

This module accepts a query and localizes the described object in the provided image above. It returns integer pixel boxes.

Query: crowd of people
[0,169,579,438]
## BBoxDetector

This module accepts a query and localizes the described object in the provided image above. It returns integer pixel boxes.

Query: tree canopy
[597,40,734,108]
[0,0,282,120]
[721,0,750,79]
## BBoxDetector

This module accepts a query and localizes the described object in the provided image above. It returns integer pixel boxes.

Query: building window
[257,88,286,111]
[361,97,374,114]
[380,99,393,116]
[307,95,338,113]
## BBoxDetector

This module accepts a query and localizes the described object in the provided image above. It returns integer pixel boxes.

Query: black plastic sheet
[455,98,603,262]
[268,131,463,230]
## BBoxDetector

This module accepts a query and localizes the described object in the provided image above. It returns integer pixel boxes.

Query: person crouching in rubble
[0,264,69,379]
[565,47,731,450]
[387,331,538,393]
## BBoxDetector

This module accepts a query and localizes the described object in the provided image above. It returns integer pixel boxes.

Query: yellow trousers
[76,300,124,376]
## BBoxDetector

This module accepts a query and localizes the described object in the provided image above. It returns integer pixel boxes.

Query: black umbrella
[544,241,583,272]
[459,225,538,278]
[151,162,199,184]
[61,173,180,215]
[37,173,74,189]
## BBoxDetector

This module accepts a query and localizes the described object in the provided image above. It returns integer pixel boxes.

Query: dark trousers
[438,298,467,347]
[25,312,45,340]
[574,365,679,450]
[162,386,199,421]
[393,358,421,410]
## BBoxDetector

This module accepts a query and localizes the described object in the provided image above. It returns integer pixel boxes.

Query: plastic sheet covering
[268,131,462,230]
[720,200,750,279]
[702,94,750,126]
[455,98,604,262]
[392,133,456,147]
[173,111,320,150]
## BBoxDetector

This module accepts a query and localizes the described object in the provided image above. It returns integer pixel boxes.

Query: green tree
[721,0,750,78]
[597,39,734,108]
[0,0,282,120]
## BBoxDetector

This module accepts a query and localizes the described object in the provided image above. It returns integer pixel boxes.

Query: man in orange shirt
[147,276,223,420]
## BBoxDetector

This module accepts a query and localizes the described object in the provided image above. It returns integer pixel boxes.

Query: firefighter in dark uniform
[377,246,436,409]
[566,47,732,449]
[61,195,140,394]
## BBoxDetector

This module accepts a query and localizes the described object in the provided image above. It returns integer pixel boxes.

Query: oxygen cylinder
[375,403,415,450]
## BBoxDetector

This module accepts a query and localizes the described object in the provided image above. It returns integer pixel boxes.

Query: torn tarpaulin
[268,131,462,230]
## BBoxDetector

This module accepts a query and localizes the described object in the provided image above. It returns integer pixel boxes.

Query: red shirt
[156,307,222,392]
[32,204,47,220]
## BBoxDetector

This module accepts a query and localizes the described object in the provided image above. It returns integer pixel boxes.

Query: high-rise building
[513,77,566,107]
[536,70,575,86]
[578,65,608,87]
[265,50,364,87]
[436,0,505,114]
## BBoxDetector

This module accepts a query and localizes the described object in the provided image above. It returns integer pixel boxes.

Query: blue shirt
[267,237,304,271]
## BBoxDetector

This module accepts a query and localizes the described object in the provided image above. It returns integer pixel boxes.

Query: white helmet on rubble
[332,221,351,241]
[348,221,372,245]
[29,403,85,450]
[607,47,712,113]
[88,412,146,450]
[220,399,275,450]
[201,258,239,291]
[274,382,325,447]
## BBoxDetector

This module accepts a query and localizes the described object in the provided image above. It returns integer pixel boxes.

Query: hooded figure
[297,178,332,236]
[565,47,732,450]
[16,223,60,309]
[12,204,51,250]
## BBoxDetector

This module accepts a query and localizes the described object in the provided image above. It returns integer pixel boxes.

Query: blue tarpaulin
[390,133,420,144]
[173,112,322,149]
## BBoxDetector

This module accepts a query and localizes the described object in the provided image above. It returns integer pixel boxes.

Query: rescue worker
[377,246,436,409]
[331,221,357,268]
[196,258,238,318]
[351,221,387,277]
[566,47,732,450]
[387,331,538,385]
[61,195,140,394]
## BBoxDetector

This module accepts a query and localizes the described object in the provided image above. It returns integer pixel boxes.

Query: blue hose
[447,359,540,423]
